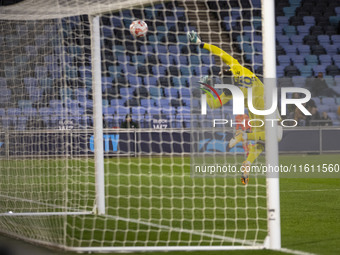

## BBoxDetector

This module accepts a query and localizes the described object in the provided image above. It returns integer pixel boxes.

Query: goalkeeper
[188,31,282,185]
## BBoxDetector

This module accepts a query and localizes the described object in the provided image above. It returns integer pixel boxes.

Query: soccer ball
[129,20,148,38]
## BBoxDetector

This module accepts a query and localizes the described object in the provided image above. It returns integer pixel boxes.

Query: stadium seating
[1,0,340,130]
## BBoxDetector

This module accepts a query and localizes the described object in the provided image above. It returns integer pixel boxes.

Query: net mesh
[0,0,268,251]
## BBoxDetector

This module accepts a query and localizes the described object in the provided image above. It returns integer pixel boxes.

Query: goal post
[262,0,281,250]
[90,14,105,216]
[0,0,281,252]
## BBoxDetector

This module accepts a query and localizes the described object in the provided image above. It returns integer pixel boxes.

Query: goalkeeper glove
[187,30,201,44]
[199,75,209,84]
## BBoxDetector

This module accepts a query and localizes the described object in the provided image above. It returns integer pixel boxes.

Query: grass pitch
[0,154,339,255]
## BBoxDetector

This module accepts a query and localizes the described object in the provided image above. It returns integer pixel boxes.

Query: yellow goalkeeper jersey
[202,43,266,123]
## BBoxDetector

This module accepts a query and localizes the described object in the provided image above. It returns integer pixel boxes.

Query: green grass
[0,154,339,255]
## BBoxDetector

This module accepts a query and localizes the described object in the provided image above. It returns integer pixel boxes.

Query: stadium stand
[0,0,340,130]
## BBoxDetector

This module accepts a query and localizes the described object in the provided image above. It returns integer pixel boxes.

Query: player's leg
[241,143,265,185]
[231,126,282,185]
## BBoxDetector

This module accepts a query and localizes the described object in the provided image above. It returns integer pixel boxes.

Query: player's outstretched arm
[187,30,238,66]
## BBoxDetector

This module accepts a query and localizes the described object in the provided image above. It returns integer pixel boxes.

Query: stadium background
[0,0,340,255]
[0,0,340,130]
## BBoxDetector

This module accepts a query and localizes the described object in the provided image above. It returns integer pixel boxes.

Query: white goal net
[0,0,279,252]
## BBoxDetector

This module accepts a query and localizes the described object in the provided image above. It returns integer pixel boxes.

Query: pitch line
[105,214,262,247]
[0,194,84,212]
[282,188,340,193]
[280,247,318,255]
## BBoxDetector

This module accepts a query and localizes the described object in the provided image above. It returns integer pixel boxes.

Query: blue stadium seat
[117,107,130,116]
[180,66,191,76]
[80,99,93,109]
[79,66,92,79]
[317,35,330,44]
[278,55,291,65]
[329,16,340,27]
[18,100,33,109]
[297,25,310,36]
[155,45,167,54]
[290,55,305,65]
[164,88,179,98]
[119,88,130,98]
[128,76,142,86]
[276,65,285,77]
[275,25,284,36]
[102,99,109,107]
[333,55,340,66]
[283,44,297,55]
[303,16,315,26]
[182,98,191,107]
[131,107,146,115]
[292,76,306,87]
[180,88,191,98]
[312,65,326,75]
[149,86,162,98]
[103,107,116,115]
[322,97,336,106]
[171,77,181,87]
[189,55,201,65]
[59,87,73,100]
[305,55,318,66]
[65,66,78,79]
[290,35,303,44]
[159,98,170,108]
[317,105,330,113]
[283,6,297,17]
[24,77,38,88]
[148,108,162,115]
[39,107,53,116]
[7,108,20,116]
[177,35,187,43]
[283,26,297,37]
[152,66,167,76]
[158,54,170,65]
[140,45,154,54]
[135,55,146,64]
[319,55,332,66]
[177,55,189,65]
[143,76,158,86]
[111,99,126,107]
[298,65,313,77]
[177,106,191,114]
[161,107,176,115]
[297,45,310,55]
[168,45,180,54]
[325,45,339,55]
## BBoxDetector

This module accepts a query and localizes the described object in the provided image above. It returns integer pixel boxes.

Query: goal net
[0,0,279,252]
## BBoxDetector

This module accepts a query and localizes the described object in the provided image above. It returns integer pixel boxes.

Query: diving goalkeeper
[188,31,282,185]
